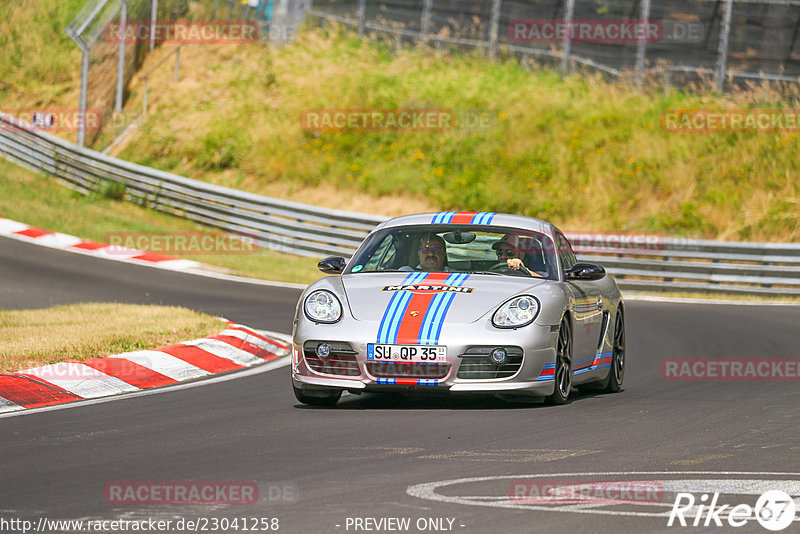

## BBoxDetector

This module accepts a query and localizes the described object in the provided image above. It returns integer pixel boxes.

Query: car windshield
[345,225,558,279]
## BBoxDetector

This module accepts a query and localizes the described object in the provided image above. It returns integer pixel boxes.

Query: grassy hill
[2,0,799,242]
[113,27,800,242]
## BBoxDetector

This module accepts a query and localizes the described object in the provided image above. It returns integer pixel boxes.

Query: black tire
[292,384,342,407]
[604,307,625,393]
[546,318,572,405]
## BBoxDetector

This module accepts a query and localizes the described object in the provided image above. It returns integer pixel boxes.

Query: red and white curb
[0,322,291,414]
[0,216,202,272]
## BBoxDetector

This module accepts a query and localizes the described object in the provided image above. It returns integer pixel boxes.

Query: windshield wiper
[465,271,502,276]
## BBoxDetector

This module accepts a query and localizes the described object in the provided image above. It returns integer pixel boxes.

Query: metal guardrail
[2,111,800,298]
[0,112,387,257]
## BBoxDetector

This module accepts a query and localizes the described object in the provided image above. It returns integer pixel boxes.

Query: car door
[556,231,605,363]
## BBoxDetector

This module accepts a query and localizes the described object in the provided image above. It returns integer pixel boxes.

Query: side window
[363,235,397,271]
[555,232,576,272]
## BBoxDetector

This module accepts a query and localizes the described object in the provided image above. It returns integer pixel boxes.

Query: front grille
[456,346,524,379]
[366,362,450,379]
[303,341,360,377]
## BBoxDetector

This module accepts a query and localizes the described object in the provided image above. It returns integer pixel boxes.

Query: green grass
[0,0,85,110]
[111,27,800,242]
[0,159,322,284]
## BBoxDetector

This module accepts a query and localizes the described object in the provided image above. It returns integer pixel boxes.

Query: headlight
[304,290,342,323]
[492,295,540,328]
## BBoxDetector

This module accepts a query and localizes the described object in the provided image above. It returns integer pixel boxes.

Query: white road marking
[18,363,139,398]
[181,338,264,367]
[0,356,290,419]
[406,471,800,520]
[0,396,24,413]
[108,350,210,381]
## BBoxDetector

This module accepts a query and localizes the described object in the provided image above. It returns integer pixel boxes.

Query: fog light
[316,343,332,359]
[489,348,508,365]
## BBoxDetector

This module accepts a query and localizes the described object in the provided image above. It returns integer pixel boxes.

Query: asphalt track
[2,235,800,534]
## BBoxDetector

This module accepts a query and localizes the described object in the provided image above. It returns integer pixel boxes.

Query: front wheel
[546,318,572,405]
[292,384,342,406]
[604,307,625,393]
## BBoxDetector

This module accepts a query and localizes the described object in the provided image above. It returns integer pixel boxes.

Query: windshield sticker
[352,265,363,272]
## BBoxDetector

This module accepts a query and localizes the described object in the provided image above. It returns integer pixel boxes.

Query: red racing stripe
[159,344,244,373]
[394,273,449,345]
[450,212,478,224]
[82,357,176,388]
[0,374,82,408]
[210,335,283,360]
[70,241,108,251]
[14,228,52,239]
[130,252,178,263]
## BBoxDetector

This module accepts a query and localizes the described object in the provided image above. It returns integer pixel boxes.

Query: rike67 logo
[668,490,797,531]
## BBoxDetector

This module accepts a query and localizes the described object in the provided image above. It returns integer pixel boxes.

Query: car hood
[341,272,548,323]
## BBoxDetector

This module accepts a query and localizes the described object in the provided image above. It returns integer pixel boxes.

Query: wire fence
[307,0,800,90]
[65,0,282,148]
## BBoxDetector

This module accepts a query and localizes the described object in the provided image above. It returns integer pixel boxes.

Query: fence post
[357,0,366,35]
[150,0,157,52]
[115,0,127,114]
[635,0,651,89]
[420,0,432,45]
[715,0,734,91]
[561,0,575,74]
[489,0,502,60]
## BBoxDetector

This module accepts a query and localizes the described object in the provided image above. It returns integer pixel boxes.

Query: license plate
[367,344,446,363]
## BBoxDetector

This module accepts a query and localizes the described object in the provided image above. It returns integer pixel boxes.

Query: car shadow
[293,388,618,410]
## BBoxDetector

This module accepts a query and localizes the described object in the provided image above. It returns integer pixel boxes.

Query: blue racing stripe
[376,272,425,343]
[418,273,461,344]
[428,273,469,343]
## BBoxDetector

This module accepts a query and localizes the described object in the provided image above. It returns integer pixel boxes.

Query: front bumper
[291,319,558,396]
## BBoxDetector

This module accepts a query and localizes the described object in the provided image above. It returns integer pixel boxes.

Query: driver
[415,234,450,272]
[492,237,542,277]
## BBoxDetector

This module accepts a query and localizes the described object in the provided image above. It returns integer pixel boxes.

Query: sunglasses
[495,248,517,257]
[420,246,443,253]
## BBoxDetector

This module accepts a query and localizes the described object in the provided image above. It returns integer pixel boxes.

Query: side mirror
[318,256,347,274]
[565,262,606,281]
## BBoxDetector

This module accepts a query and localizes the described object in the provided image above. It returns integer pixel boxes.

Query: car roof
[374,212,559,238]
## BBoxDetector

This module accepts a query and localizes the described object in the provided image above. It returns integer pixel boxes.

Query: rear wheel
[292,384,342,407]
[604,307,625,393]
[546,318,572,405]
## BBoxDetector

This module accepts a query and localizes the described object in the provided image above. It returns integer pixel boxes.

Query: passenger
[492,237,542,277]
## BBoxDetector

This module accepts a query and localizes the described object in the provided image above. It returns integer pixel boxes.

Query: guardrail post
[357,0,366,35]
[150,0,158,52]
[715,0,734,91]
[561,0,575,74]
[635,0,651,89]
[420,0,432,45]
[115,0,127,114]
[488,0,502,60]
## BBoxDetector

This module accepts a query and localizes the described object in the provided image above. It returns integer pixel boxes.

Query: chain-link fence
[66,0,279,147]
[307,0,800,90]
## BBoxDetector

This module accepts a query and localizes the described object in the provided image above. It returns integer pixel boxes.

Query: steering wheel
[489,262,532,277]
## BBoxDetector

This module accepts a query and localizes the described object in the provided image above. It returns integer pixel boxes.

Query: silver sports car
[291,212,625,406]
